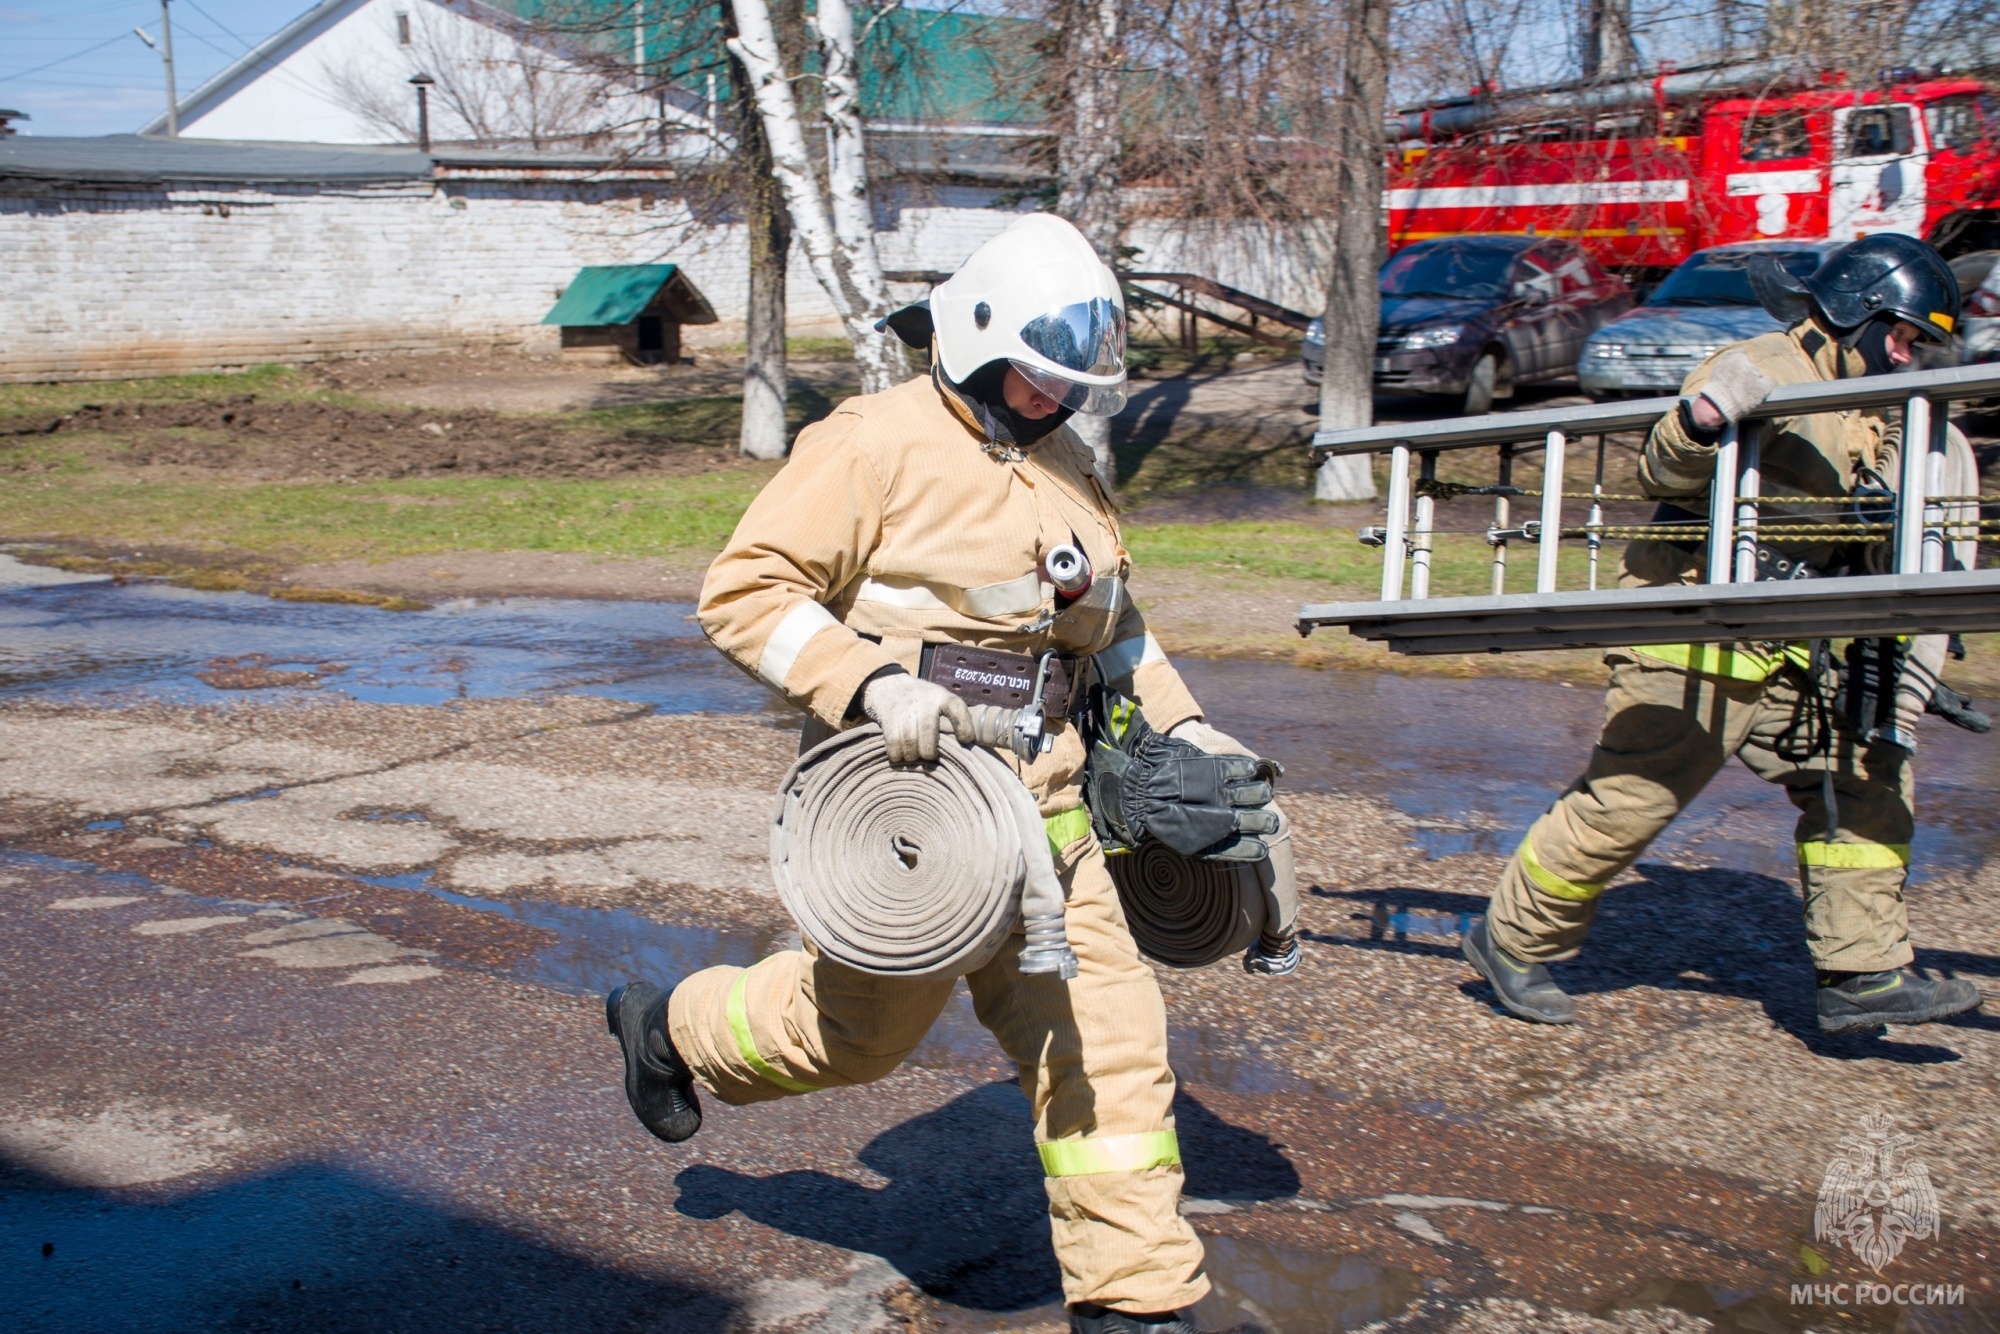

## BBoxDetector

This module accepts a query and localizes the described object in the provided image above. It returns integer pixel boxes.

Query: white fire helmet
[931,214,1128,416]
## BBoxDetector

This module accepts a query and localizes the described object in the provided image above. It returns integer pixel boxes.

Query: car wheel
[1463,350,1504,415]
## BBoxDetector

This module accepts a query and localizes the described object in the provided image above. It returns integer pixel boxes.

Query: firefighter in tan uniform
[1463,233,1985,1035]
[605,216,1265,1334]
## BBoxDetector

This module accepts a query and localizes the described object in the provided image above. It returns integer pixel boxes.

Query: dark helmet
[1749,233,1960,344]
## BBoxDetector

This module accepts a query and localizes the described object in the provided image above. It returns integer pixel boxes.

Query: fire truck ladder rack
[1297,363,2000,654]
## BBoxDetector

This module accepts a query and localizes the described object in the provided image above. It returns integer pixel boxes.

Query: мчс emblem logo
[1814,1109,1941,1273]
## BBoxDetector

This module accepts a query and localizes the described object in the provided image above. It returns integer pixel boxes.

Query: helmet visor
[1019,298,1126,378]
[1010,360,1128,416]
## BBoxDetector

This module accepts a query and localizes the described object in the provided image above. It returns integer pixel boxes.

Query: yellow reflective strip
[1045,806,1093,858]
[1038,1130,1181,1177]
[1798,841,1911,869]
[1519,830,1606,902]
[1630,642,1781,682]
[1933,311,1955,333]
[726,971,816,1093]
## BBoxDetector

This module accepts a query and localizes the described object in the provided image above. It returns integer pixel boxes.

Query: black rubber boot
[1462,916,1576,1024]
[1816,968,1984,1034]
[606,981,703,1143]
[1069,1303,1199,1334]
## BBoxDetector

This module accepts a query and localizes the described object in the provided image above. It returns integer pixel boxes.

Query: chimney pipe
[408,73,435,152]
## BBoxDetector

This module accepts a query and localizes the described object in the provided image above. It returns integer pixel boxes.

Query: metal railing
[1297,363,2000,654]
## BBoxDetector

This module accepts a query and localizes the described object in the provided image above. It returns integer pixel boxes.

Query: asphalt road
[2,648,1997,1330]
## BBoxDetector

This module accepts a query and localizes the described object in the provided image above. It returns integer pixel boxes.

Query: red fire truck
[1386,61,2000,275]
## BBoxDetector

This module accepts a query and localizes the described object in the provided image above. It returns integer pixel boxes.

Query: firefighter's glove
[1927,683,1993,734]
[1691,350,1775,426]
[1166,719,1286,861]
[862,672,974,765]
[1099,723,1279,860]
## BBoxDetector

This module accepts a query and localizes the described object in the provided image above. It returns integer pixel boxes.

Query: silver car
[1956,250,2000,363]
[1579,241,1840,398]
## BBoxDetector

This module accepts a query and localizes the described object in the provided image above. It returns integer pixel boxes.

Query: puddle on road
[9,575,1999,882]
[352,869,1005,1070]
[1194,1233,1424,1333]
[0,578,764,712]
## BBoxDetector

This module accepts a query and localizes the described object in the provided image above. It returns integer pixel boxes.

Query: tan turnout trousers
[670,831,1209,1312]
[1489,651,1916,973]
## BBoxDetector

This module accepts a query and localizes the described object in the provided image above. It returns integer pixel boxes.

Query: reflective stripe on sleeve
[757,600,841,692]
[1518,830,1607,902]
[1037,1130,1182,1177]
[1043,806,1092,858]
[1798,840,1911,869]
[726,971,817,1093]
[1096,631,1166,684]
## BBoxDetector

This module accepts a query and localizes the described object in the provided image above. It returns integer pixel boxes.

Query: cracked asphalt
[3,596,2000,1330]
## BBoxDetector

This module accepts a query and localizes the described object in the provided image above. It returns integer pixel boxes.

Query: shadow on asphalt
[1308,871,1996,1064]
[673,1080,1300,1312]
[0,1158,736,1334]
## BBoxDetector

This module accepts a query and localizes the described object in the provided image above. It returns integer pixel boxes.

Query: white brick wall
[1,174,1326,383]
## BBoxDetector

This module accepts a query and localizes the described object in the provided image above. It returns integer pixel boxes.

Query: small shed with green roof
[542,265,717,365]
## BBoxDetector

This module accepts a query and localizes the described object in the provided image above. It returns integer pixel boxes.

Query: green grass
[0,470,775,565]
[1125,522,1604,598]
[702,337,859,361]
[0,364,310,414]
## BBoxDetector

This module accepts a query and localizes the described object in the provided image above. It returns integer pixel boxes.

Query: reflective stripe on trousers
[1038,1130,1181,1177]
[1630,642,1810,682]
[1517,827,1606,902]
[1798,840,1911,869]
[727,972,817,1092]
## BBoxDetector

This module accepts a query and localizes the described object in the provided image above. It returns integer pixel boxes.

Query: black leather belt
[920,643,1083,718]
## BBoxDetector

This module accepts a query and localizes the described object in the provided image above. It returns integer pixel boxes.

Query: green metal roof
[541,265,715,326]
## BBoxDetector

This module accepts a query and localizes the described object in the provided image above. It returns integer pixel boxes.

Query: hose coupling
[1043,543,1093,598]
[1243,930,1301,976]
[1019,913,1080,978]
[963,704,1054,762]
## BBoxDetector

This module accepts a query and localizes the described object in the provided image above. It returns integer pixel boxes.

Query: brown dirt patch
[1,396,758,481]
[194,655,347,691]
[283,550,711,602]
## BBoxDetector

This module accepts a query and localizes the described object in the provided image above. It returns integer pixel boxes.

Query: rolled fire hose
[770,708,1079,980]
[1108,811,1301,972]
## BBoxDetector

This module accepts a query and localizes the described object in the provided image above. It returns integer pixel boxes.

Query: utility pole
[159,0,179,137]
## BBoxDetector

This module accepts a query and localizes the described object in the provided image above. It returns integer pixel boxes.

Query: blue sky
[1,0,299,136]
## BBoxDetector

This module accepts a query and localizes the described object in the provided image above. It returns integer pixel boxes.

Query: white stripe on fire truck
[1724,170,1823,196]
[1387,180,1690,210]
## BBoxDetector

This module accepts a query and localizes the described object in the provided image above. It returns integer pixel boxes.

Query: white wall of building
[177,0,669,148]
[0,175,1038,382]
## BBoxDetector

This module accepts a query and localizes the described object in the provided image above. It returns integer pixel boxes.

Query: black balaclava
[951,358,1076,448]
[1842,315,1901,377]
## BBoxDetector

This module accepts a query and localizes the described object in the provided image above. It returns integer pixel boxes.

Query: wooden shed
[541,265,718,366]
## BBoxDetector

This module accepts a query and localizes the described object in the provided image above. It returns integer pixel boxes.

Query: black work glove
[1089,719,1278,859]
[1927,683,1993,734]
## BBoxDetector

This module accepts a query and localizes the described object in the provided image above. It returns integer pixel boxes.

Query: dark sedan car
[1303,236,1633,413]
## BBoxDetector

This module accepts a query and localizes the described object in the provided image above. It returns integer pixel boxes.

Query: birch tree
[1312,0,1388,503]
[727,0,909,394]
[1054,0,1125,488]
[720,0,795,460]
